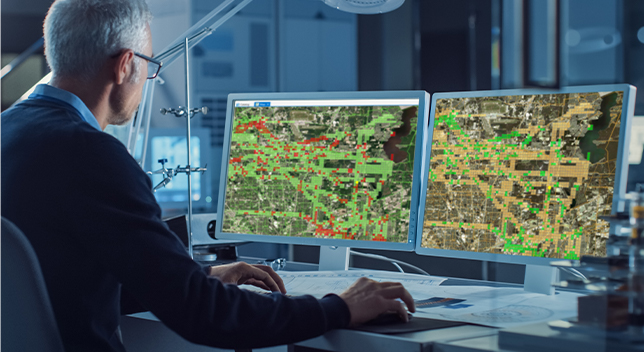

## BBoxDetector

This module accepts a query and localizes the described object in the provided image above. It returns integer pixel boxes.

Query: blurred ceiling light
[322,0,405,14]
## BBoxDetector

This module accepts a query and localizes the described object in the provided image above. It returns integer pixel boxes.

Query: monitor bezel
[415,84,637,265]
[215,90,431,251]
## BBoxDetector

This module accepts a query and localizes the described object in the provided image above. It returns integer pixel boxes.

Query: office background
[2,0,644,283]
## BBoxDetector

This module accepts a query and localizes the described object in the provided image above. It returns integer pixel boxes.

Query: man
[0,0,415,351]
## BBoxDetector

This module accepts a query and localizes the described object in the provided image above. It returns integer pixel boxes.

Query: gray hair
[44,0,152,82]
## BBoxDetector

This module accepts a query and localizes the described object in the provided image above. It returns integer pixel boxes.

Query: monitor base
[319,246,350,271]
[524,264,559,295]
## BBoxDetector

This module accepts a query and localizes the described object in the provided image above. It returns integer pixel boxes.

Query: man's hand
[339,277,415,326]
[208,262,286,294]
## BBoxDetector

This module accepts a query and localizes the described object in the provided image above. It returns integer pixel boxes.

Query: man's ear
[114,50,135,85]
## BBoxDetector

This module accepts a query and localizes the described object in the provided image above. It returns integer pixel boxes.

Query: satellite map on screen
[422,91,624,259]
[222,104,419,243]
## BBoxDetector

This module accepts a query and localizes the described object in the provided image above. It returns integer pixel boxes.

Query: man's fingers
[340,278,417,326]
[243,266,282,293]
[244,278,271,291]
[372,281,404,288]
[377,285,416,313]
[209,262,285,293]
[252,265,287,293]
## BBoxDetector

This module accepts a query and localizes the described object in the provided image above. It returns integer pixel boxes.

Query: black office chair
[1,217,65,352]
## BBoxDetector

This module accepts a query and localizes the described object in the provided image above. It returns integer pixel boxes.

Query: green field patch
[289,110,315,121]
[231,133,257,144]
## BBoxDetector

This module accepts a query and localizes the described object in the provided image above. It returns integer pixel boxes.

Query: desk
[498,322,644,352]
[121,260,573,352]
[121,312,285,352]
[290,325,495,352]
[122,312,495,352]
[434,334,506,352]
[288,277,577,352]
[432,321,644,352]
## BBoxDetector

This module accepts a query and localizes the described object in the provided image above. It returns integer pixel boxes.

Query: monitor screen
[416,85,636,265]
[215,91,430,251]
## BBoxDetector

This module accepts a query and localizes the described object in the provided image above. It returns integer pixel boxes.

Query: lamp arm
[154,0,253,73]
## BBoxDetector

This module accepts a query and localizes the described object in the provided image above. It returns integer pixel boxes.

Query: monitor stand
[319,246,350,271]
[523,264,559,295]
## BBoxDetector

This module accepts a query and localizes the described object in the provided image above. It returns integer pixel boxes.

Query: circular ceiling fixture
[322,0,405,14]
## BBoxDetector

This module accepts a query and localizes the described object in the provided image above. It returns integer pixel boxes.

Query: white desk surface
[434,334,505,352]
[125,260,583,352]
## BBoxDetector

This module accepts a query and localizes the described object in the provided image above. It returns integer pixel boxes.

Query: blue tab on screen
[254,102,270,107]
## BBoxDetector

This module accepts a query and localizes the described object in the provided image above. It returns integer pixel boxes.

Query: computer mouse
[365,312,413,326]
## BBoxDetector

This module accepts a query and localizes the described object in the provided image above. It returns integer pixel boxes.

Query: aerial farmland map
[421,91,623,259]
[222,103,419,243]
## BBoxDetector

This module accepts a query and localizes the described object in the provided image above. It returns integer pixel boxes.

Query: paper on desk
[408,285,581,329]
[241,270,447,299]
[240,272,580,329]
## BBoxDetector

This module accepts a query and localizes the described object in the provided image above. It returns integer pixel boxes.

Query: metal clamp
[147,159,174,192]
[175,165,208,175]
[146,159,208,192]
[160,106,208,118]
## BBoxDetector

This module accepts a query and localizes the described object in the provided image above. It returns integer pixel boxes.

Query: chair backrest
[1,217,65,352]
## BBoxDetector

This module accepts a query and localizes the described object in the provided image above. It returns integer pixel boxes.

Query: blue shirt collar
[29,84,102,131]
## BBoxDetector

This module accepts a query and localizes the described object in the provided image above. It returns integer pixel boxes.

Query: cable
[391,262,404,273]
[559,266,588,281]
[349,250,431,276]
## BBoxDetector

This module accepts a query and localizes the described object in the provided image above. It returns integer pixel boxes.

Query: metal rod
[139,79,156,167]
[1,37,44,79]
[156,28,212,64]
[185,37,194,259]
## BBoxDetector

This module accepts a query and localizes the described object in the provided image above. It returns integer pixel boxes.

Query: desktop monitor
[415,84,636,293]
[215,91,430,269]
[143,128,213,212]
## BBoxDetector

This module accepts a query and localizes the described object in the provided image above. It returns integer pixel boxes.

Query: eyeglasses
[133,52,163,80]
